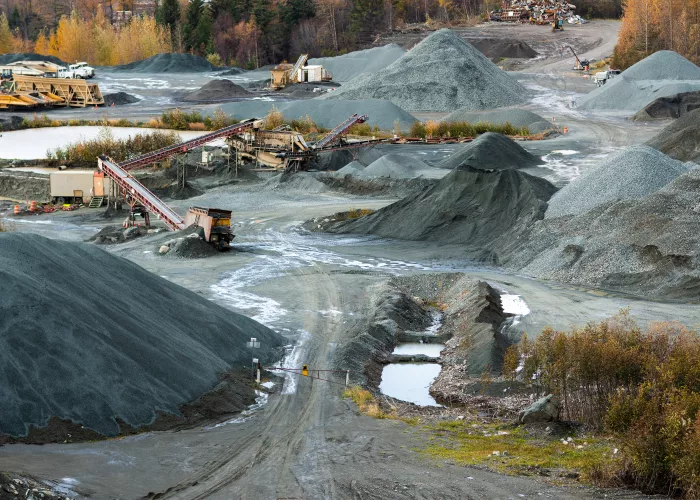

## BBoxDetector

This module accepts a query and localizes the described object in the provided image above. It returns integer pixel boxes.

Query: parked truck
[69,62,95,79]
[593,69,621,87]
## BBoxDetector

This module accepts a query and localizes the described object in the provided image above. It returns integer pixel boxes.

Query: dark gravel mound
[330,165,556,260]
[0,115,24,131]
[438,133,542,170]
[0,233,283,438]
[103,92,141,106]
[218,67,246,76]
[183,79,252,102]
[114,53,216,73]
[647,108,700,162]
[327,29,527,112]
[469,38,538,59]
[0,53,66,65]
[632,91,700,121]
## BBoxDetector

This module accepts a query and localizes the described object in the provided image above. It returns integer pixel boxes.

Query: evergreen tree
[157,0,181,40]
[183,0,204,51]
[350,0,384,45]
[195,5,214,54]
[9,7,20,30]
[282,0,315,34]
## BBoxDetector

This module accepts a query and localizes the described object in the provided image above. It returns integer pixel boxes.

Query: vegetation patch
[409,120,531,139]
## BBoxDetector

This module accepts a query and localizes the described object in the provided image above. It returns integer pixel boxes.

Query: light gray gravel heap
[325,29,528,112]
[545,145,691,218]
[0,233,283,437]
[442,108,553,134]
[357,154,433,179]
[212,98,416,130]
[309,44,406,83]
[438,132,542,170]
[577,51,700,113]
[335,160,366,175]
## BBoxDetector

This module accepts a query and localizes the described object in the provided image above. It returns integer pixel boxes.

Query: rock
[124,227,140,239]
[159,245,170,254]
[518,394,560,424]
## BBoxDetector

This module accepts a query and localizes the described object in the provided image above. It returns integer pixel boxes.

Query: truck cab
[593,69,621,87]
[69,62,95,79]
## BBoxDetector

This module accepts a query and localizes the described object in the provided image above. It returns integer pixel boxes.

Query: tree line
[0,0,626,67]
[613,0,700,69]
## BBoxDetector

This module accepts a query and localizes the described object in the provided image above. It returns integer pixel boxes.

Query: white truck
[69,62,95,79]
[593,69,621,87]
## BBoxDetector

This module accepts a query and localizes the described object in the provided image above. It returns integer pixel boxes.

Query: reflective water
[379,363,442,406]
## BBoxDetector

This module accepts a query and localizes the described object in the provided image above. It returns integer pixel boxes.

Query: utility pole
[246,337,261,380]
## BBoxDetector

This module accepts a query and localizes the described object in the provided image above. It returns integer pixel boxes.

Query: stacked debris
[490,1,583,24]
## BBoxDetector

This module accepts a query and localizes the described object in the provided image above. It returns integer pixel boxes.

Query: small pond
[379,362,442,406]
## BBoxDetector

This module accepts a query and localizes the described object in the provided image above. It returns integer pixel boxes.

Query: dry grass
[343,387,387,418]
[264,106,284,130]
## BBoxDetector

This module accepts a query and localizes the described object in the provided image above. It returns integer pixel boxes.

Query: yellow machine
[9,75,103,107]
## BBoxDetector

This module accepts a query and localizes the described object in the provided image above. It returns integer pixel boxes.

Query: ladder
[88,196,103,208]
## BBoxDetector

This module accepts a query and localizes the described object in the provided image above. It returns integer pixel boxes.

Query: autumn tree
[0,12,13,53]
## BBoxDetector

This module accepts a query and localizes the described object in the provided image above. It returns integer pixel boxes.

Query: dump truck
[184,207,235,249]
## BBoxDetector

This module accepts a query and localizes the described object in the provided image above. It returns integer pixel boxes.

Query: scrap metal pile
[491,1,587,25]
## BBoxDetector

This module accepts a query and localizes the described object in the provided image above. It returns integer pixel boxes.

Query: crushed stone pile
[442,108,552,134]
[264,172,329,193]
[647,108,700,162]
[546,145,691,219]
[113,53,217,73]
[0,233,283,438]
[183,79,252,102]
[438,132,542,170]
[217,67,246,76]
[325,29,528,112]
[329,165,556,257]
[309,44,406,83]
[512,168,700,300]
[468,38,538,59]
[103,92,141,106]
[0,53,65,65]
[335,160,366,175]
[631,90,700,121]
[212,98,417,130]
[577,51,700,113]
[357,154,434,179]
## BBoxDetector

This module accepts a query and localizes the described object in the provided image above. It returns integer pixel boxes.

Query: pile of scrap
[491,1,585,25]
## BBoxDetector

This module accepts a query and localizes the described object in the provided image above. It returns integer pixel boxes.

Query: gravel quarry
[3,20,700,500]
[326,29,528,111]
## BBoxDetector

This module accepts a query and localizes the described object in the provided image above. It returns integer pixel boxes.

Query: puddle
[392,343,444,357]
[0,126,212,160]
[379,363,442,406]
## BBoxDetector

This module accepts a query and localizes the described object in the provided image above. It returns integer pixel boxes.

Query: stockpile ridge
[545,145,691,219]
[309,44,406,83]
[113,53,217,73]
[325,29,528,112]
[647,108,700,163]
[0,233,283,438]
[439,133,542,170]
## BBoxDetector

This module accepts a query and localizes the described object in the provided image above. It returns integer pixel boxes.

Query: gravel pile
[0,233,283,437]
[577,51,700,113]
[309,44,406,83]
[438,133,542,170]
[103,92,141,106]
[330,165,556,254]
[646,108,700,162]
[512,168,700,300]
[335,160,366,175]
[469,38,538,59]
[545,145,691,219]
[182,79,252,102]
[0,53,65,65]
[357,154,433,179]
[631,90,700,121]
[442,108,552,134]
[213,98,417,130]
[113,53,217,73]
[325,29,528,112]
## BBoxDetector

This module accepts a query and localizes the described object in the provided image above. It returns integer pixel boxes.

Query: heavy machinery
[270,54,332,90]
[552,14,565,31]
[568,47,590,71]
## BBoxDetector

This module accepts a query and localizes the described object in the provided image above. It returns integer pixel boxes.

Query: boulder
[518,394,560,424]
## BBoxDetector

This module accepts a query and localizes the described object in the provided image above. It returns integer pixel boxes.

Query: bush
[161,109,205,130]
[47,127,181,165]
[406,120,529,139]
[504,313,700,496]
[264,106,284,130]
